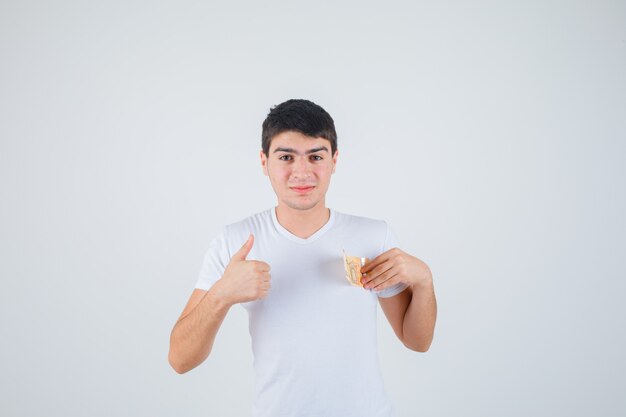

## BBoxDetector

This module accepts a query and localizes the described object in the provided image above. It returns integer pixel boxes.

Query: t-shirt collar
[271,206,335,244]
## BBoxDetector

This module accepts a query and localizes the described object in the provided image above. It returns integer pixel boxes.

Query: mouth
[290,186,315,194]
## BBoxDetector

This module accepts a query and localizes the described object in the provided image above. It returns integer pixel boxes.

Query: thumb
[232,233,254,261]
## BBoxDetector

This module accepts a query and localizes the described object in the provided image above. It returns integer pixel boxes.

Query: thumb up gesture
[213,234,271,306]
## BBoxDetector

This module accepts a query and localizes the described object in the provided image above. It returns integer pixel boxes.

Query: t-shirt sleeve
[195,228,231,291]
[376,222,410,298]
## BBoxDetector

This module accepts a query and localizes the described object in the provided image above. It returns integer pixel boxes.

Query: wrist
[411,269,433,290]
[208,282,235,312]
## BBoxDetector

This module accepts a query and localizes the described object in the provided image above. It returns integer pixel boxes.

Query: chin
[284,199,321,211]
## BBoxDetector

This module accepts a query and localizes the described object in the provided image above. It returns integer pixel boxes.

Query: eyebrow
[273,146,329,155]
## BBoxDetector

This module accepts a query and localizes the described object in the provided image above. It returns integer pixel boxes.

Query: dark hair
[261,99,337,157]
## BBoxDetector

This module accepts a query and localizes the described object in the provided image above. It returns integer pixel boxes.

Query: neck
[275,202,330,239]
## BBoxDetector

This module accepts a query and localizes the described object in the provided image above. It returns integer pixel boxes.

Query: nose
[291,156,312,180]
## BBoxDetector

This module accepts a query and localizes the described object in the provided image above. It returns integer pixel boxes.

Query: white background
[1,1,625,416]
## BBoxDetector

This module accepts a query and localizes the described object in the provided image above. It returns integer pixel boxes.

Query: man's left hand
[360,248,432,292]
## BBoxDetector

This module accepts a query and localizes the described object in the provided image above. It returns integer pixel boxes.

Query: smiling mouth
[291,186,315,194]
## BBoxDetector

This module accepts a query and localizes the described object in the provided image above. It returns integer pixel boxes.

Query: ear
[260,150,268,176]
[332,149,339,174]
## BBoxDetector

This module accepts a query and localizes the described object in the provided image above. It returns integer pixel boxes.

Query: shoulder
[218,208,274,243]
[332,209,389,234]
[331,209,396,254]
[224,208,272,231]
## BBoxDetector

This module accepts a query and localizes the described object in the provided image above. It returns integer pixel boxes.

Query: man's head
[261,99,337,158]
[260,99,339,212]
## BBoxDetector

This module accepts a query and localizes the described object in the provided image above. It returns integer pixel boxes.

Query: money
[343,249,369,287]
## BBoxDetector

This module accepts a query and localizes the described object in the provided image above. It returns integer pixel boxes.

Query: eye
[310,155,323,161]
[279,155,293,161]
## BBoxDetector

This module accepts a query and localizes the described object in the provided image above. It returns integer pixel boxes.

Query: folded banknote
[343,249,369,287]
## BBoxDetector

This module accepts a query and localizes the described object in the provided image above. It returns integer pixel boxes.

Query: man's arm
[378,275,437,352]
[168,287,233,374]
[361,248,437,352]
[168,234,271,374]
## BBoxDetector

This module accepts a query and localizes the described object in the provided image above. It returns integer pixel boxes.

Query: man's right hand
[213,234,271,305]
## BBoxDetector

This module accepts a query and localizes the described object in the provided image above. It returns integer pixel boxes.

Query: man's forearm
[168,287,232,374]
[402,276,437,352]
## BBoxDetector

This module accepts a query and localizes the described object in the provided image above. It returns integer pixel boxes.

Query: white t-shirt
[196,207,409,417]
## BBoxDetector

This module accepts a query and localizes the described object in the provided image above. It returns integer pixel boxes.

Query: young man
[168,99,437,417]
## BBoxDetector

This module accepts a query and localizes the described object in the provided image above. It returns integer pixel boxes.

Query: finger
[362,250,393,273]
[256,271,270,282]
[371,275,400,292]
[365,268,398,289]
[232,233,254,261]
[362,260,393,285]
[254,261,271,272]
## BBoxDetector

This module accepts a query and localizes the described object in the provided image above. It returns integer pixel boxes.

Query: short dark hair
[261,99,337,157]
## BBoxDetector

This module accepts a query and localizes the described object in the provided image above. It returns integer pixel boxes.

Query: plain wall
[1,0,625,416]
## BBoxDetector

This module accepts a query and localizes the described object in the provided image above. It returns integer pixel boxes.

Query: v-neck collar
[271,206,335,244]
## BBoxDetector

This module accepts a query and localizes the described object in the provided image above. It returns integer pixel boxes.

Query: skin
[168,130,437,374]
[362,249,437,352]
[259,130,338,238]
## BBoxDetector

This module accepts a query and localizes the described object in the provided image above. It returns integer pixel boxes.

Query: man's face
[260,130,338,212]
